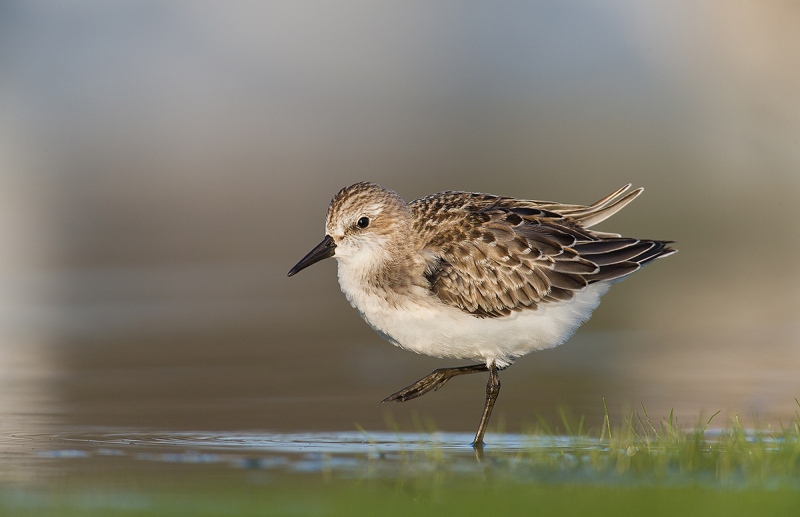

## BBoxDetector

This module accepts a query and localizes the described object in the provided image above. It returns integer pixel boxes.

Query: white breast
[337,260,611,368]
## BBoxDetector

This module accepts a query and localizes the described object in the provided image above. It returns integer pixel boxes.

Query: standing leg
[472,362,500,448]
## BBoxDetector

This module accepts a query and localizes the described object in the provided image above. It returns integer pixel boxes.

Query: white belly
[338,265,611,368]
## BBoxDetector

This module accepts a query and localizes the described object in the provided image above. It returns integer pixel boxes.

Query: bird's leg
[382,364,488,403]
[472,362,500,449]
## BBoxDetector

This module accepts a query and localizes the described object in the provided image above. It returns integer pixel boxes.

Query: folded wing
[415,186,675,318]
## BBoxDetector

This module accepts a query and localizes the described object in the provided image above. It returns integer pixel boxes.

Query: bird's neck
[336,245,430,306]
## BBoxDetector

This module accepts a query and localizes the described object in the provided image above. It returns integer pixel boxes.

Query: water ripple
[57,429,587,454]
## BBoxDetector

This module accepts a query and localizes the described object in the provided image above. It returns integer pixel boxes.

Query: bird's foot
[382,369,453,402]
[381,364,488,403]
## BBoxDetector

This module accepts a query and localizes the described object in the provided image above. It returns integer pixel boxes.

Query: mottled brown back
[411,189,675,318]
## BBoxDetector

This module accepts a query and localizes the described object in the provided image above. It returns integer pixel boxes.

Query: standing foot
[472,362,500,447]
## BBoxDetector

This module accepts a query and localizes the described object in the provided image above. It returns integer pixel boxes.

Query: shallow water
[12,426,800,517]
[2,320,800,488]
[22,429,564,479]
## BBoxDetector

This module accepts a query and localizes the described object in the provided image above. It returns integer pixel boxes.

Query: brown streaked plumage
[409,185,673,318]
[288,182,675,448]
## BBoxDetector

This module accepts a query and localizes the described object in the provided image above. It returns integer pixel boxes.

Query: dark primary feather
[411,189,675,318]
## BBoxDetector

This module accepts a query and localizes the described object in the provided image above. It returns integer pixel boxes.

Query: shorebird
[288,182,675,447]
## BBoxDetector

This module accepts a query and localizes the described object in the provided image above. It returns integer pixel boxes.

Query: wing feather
[412,187,675,318]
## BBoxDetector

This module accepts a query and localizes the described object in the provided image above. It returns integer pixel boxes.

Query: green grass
[370,400,800,488]
[513,401,800,487]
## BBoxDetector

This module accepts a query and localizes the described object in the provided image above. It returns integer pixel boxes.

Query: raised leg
[382,364,488,403]
[472,362,500,448]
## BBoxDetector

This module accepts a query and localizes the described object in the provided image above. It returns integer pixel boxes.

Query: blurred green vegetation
[3,482,800,517]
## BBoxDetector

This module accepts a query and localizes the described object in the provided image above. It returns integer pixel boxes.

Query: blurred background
[1,1,799,437]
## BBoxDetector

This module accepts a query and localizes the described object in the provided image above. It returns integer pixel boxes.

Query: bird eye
[356,216,370,229]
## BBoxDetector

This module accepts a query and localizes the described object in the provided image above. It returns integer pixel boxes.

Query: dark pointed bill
[287,235,336,277]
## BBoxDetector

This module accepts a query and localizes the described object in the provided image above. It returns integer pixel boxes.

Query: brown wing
[413,189,674,318]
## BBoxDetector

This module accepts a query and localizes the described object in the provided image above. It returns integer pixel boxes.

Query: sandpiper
[288,182,675,447]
